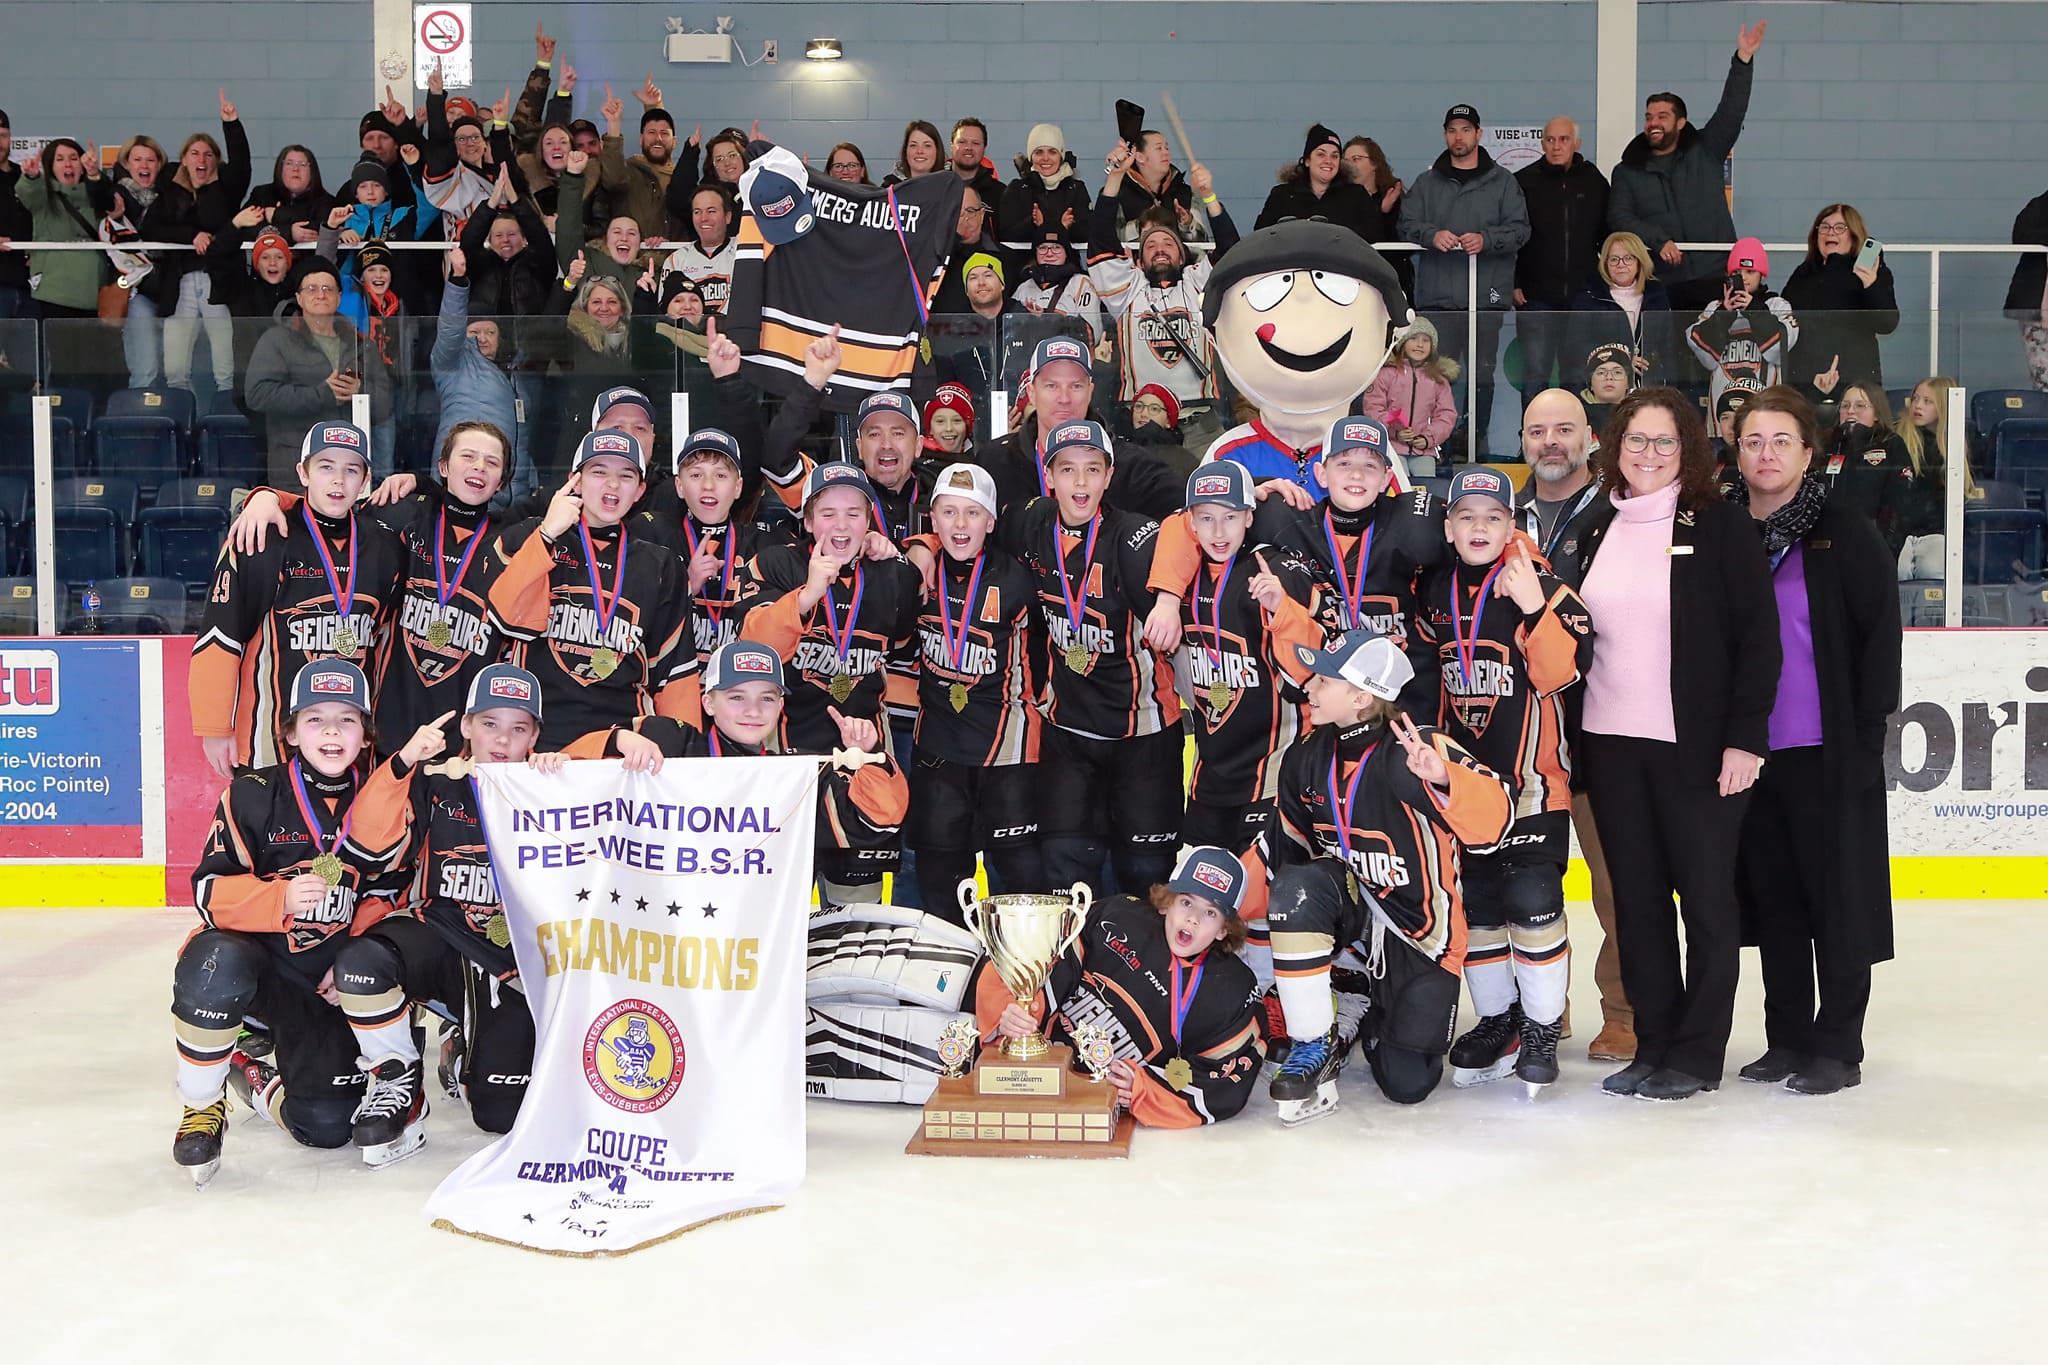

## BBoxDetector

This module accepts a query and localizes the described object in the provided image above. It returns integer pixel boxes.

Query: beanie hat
[923,384,976,431]
[641,106,675,131]
[443,95,480,124]
[357,111,389,143]
[1727,236,1769,275]
[1302,123,1342,162]
[353,240,393,276]
[1026,123,1066,155]
[1402,316,1440,351]
[660,274,704,310]
[1585,342,1632,380]
[962,251,1005,286]
[1133,383,1181,428]
[250,229,293,265]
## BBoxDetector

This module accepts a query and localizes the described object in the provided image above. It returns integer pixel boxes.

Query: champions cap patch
[489,676,533,701]
[1166,846,1248,918]
[467,663,544,719]
[1193,862,1233,895]
[1192,475,1231,497]
[309,671,353,693]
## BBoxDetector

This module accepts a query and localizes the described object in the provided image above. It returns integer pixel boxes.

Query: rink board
[0,628,2043,908]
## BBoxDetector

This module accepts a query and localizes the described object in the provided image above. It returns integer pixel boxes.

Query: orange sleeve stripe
[349,897,400,937]
[1146,511,1201,597]
[758,321,914,384]
[1521,596,1582,696]
[848,761,910,828]
[200,876,291,934]
[655,672,703,728]
[188,644,250,741]
[349,760,417,861]
[561,729,615,759]
[1126,1068,1205,1129]
[741,591,809,659]
[488,531,558,632]
[1438,751,1514,849]
[765,455,815,511]
[1266,594,1322,683]
[972,964,1045,1039]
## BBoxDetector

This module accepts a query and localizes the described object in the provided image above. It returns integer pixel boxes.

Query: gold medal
[948,682,970,714]
[1208,680,1233,714]
[309,852,345,887]
[332,624,360,658]
[828,673,855,703]
[425,617,453,650]
[1064,643,1089,673]
[1164,1057,1195,1092]
[590,647,620,680]
[485,911,511,948]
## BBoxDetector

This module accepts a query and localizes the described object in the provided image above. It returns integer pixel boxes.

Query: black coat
[138,118,253,311]
[1255,177,1387,242]
[1781,253,1899,392]
[997,169,1091,247]
[1514,154,1610,305]
[1113,168,1194,234]
[1735,498,1900,966]
[1569,280,1684,386]
[0,161,30,290]
[2003,189,2048,321]
[457,201,559,318]
[1577,493,1782,781]
[245,182,335,249]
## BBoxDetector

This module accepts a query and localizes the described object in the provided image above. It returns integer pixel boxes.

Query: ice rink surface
[5,902,2041,1364]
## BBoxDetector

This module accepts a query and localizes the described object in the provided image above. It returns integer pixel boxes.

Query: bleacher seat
[1961,585,2010,627]
[1969,388,2048,446]
[49,477,140,586]
[153,477,244,515]
[0,578,36,635]
[1968,479,2026,510]
[196,411,262,484]
[1989,417,2048,511]
[93,413,186,502]
[1,411,82,473]
[138,501,230,596]
[64,577,186,635]
[1961,508,2047,585]
[44,386,94,436]
[1898,580,1945,627]
[106,386,198,435]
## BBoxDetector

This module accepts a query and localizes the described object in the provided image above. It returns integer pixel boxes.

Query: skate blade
[1451,1053,1520,1088]
[1520,1078,1553,1100]
[360,1123,427,1170]
[1275,1083,1339,1128]
[186,1158,222,1190]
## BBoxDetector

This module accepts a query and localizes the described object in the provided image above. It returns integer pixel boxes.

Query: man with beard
[1091,143,1239,455]
[597,75,684,240]
[948,117,1003,202]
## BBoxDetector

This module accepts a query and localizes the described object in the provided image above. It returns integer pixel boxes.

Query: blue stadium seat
[1968,479,2026,510]
[0,473,27,540]
[137,503,230,596]
[92,416,185,502]
[153,477,243,515]
[50,477,140,586]
[1989,417,2048,511]
[0,411,82,473]
[0,577,36,635]
[65,577,187,635]
[106,386,198,435]
[1961,508,2047,585]
[1885,388,1914,419]
[196,411,262,484]
[44,386,95,436]
[1897,580,1946,628]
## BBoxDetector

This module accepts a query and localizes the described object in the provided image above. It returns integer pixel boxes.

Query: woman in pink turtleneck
[1574,387,1782,1103]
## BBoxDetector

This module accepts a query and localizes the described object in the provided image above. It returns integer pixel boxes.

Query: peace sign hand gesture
[1391,713,1451,788]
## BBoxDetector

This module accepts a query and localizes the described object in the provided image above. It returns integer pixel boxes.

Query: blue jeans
[164,271,234,391]
[124,288,163,389]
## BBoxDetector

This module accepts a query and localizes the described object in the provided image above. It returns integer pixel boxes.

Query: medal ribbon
[1323,511,1373,631]
[1169,952,1206,1045]
[1326,747,1375,863]
[1053,515,1100,646]
[1192,555,1235,671]
[577,519,629,639]
[435,508,489,610]
[937,553,985,676]
[1450,561,1506,692]
[1536,482,1599,561]
[682,518,737,622]
[288,758,354,861]
[302,504,358,626]
[821,562,867,670]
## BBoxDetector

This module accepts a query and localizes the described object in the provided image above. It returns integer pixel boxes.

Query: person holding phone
[1782,203,1899,403]
[245,256,395,485]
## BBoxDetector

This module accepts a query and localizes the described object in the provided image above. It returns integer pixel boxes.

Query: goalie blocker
[805,906,982,1104]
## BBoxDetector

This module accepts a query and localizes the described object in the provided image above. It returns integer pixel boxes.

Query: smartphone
[1854,236,1883,273]
[1725,272,1745,296]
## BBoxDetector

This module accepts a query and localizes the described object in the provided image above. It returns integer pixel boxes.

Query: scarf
[1732,473,1828,558]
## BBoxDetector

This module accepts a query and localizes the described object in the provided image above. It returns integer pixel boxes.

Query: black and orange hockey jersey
[191,506,407,768]
[973,897,1264,1127]
[909,546,1041,767]
[1273,719,1513,969]
[486,517,698,746]
[725,155,966,412]
[740,547,923,753]
[1412,558,1595,821]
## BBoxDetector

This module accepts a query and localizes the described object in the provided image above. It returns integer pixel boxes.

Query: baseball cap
[855,391,921,435]
[1185,459,1254,511]
[1294,626,1415,701]
[703,640,788,693]
[1444,103,1482,129]
[591,385,657,432]
[1042,418,1114,466]
[1727,237,1769,275]
[1446,467,1513,510]
[802,460,883,512]
[1165,846,1249,920]
[1027,335,1091,379]
[289,659,371,714]
[465,663,543,721]
[575,428,645,476]
[674,427,742,473]
[738,146,817,247]
[300,419,370,469]
[1323,415,1394,465]
[930,462,998,519]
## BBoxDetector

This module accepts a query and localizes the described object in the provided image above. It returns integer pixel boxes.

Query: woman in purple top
[1729,386,1901,1096]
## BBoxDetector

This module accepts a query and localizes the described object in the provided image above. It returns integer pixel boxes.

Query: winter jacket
[553,169,646,291]
[0,161,31,291]
[1569,279,1684,386]
[1113,167,1208,243]
[1608,54,1753,289]
[509,63,571,155]
[457,201,558,317]
[2003,189,2048,321]
[1781,253,1899,394]
[1256,177,1387,243]
[19,171,116,310]
[1685,287,1799,407]
[1398,148,1531,310]
[997,168,1092,247]
[245,174,335,249]
[139,118,253,311]
[431,276,527,471]
[605,143,681,241]
[1361,360,1459,458]
[244,306,394,480]
[1514,154,1610,305]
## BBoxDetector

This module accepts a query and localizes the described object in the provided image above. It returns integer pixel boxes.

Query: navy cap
[1323,415,1394,465]
[590,385,657,431]
[1185,459,1254,510]
[289,659,371,714]
[675,427,742,473]
[704,640,788,692]
[1042,418,1114,465]
[299,419,371,469]
[1166,845,1249,920]
[1446,467,1514,510]
[738,147,817,247]
[574,428,645,476]
[802,459,883,512]
[855,391,920,435]
[465,663,543,721]
[1028,335,1091,379]
[1294,626,1414,701]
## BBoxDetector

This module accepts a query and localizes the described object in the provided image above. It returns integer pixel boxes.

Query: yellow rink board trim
[1,865,169,908]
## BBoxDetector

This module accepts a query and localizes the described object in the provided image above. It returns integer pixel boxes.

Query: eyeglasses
[1620,432,1680,455]
[1605,255,1637,265]
[299,283,339,296]
[454,132,485,145]
[1817,220,1850,233]
[828,161,862,173]
[1737,434,1805,456]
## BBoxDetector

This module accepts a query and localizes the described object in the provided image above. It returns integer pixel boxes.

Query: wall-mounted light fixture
[804,37,843,61]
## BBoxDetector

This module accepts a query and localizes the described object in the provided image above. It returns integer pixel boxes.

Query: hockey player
[1265,628,1513,1123]
[192,420,407,777]
[329,663,565,1166]
[979,846,1265,1127]
[486,429,698,745]
[898,463,1044,914]
[222,420,515,759]
[1412,468,1595,1094]
[1003,418,1185,896]
[170,660,404,1186]
[631,426,784,673]
[1145,415,1446,719]
[566,641,909,903]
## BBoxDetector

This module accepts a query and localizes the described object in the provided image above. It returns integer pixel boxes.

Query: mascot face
[1214,269,1394,417]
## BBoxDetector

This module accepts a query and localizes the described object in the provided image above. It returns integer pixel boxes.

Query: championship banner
[427,756,818,1255]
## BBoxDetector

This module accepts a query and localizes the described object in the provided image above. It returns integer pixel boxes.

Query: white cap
[930,462,998,519]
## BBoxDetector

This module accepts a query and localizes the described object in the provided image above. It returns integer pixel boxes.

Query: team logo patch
[590,432,635,455]
[730,651,773,675]
[487,675,533,701]
[1192,862,1234,895]
[1043,340,1084,361]
[321,426,362,449]
[821,464,859,482]
[583,999,686,1114]
[1054,423,1095,445]
[1464,471,1505,492]
[308,671,355,694]
[761,194,796,219]
[1344,422,1382,447]
[1191,473,1234,498]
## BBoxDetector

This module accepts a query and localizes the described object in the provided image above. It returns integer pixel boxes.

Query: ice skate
[1330,968,1372,1061]
[437,1023,466,1102]
[353,1058,428,1169]
[1258,988,1291,1069]
[235,1020,274,1060]
[1515,1014,1563,1098]
[226,1049,281,1125]
[1449,1003,1523,1087]
[1269,1026,1342,1126]
[173,1099,228,1189]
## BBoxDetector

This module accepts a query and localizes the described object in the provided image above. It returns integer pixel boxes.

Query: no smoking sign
[413,3,473,88]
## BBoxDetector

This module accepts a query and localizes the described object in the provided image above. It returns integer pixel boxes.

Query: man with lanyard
[1511,386,1634,1064]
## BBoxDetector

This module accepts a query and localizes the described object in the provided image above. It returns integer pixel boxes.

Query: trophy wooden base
[905,1043,1134,1159]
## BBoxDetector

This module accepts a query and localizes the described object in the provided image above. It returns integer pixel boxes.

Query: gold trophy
[905,881,1133,1159]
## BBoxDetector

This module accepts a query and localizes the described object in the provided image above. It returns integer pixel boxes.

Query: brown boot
[1588,1019,1636,1062]
[1559,1003,1572,1041]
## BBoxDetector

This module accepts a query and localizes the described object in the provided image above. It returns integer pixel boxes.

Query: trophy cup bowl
[958,880,1092,1061]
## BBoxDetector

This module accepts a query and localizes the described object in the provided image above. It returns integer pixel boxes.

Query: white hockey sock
[1465,925,1516,1017]
[348,1021,420,1067]
[1510,919,1571,1026]
[1274,971,1335,1041]
[176,1058,228,1108]
[1238,930,1274,996]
